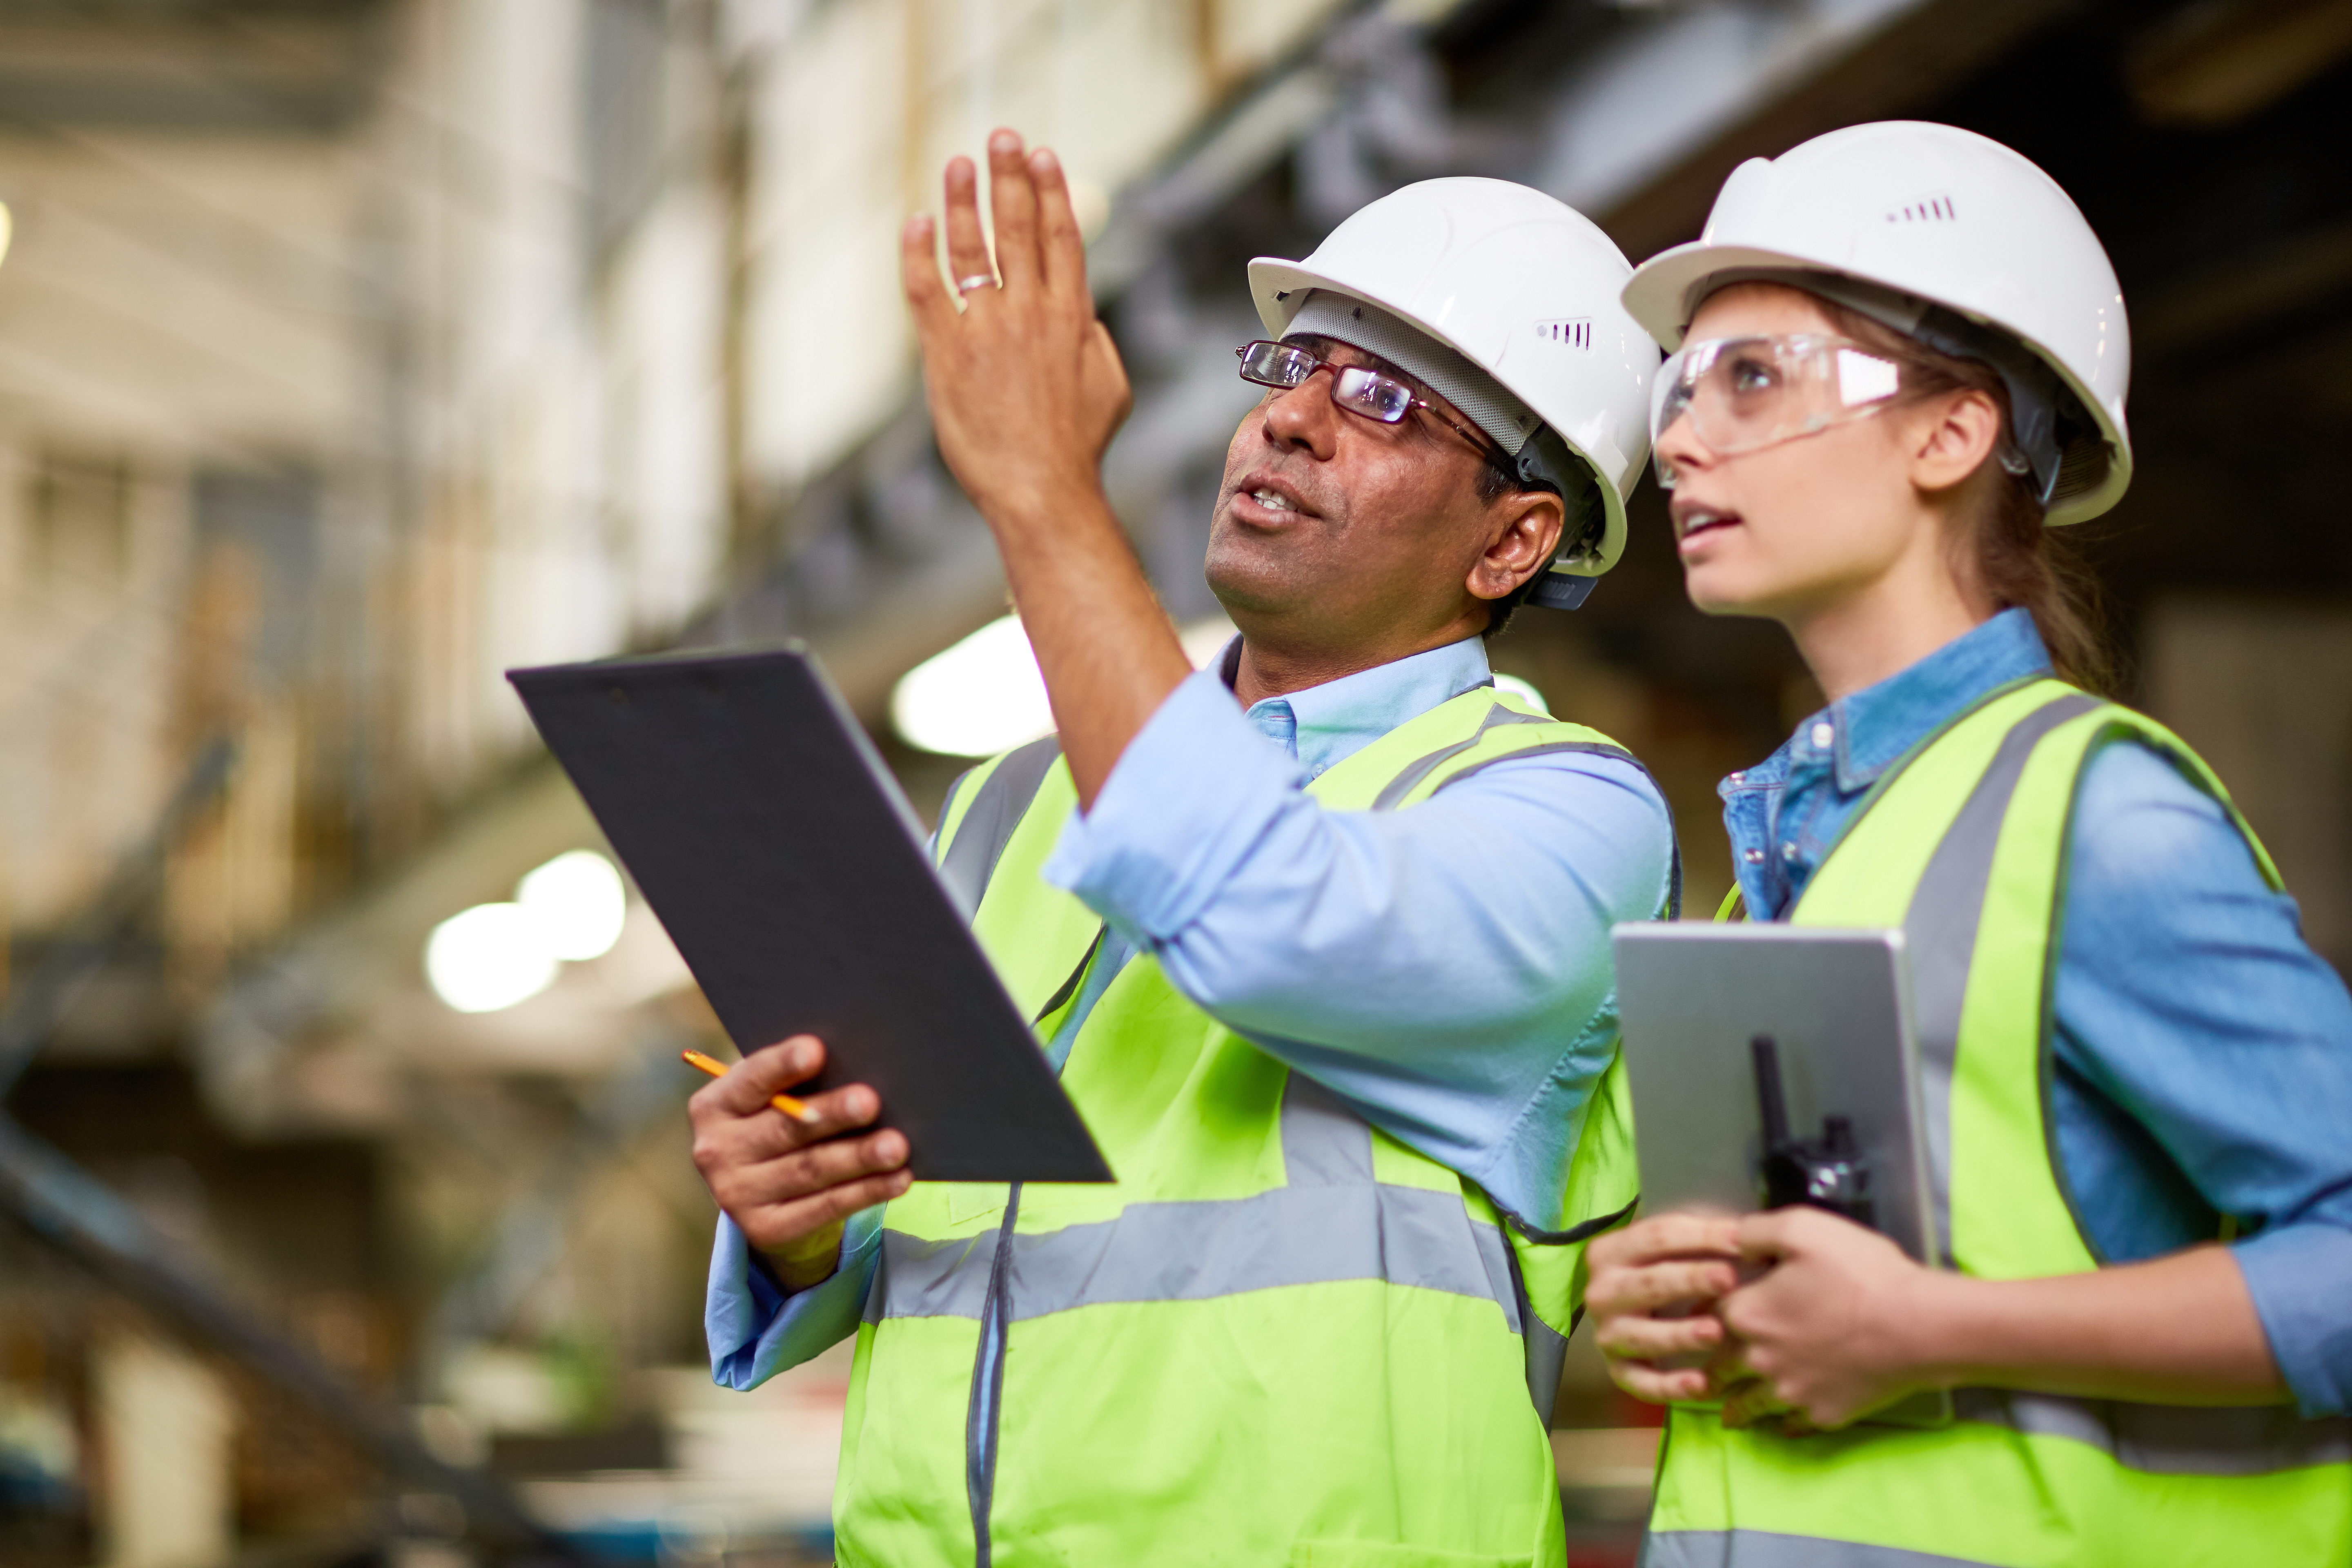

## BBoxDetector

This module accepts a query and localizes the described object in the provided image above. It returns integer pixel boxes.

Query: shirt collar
[1786,607,2054,794]
[1221,635,1493,779]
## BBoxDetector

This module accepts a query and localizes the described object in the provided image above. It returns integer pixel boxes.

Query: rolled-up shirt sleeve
[1043,665,1673,1228]
[706,1207,882,1390]
[2054,740,2352,1417]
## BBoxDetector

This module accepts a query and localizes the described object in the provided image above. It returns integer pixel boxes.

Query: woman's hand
[1586,1213,1744,1404]
[1712,1206,1943,1430]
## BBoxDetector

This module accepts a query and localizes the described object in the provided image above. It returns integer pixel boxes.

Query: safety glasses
[1650,333,1931,488]
[1235,340,1507,469]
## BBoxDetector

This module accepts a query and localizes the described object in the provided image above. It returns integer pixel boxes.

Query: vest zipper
[964,1181,1022,1566]
[962,924,1107,1561]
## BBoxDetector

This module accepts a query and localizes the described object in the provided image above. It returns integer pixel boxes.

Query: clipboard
[508,643,1112,1184]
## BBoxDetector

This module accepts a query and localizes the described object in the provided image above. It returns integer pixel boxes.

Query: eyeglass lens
[1236,341,1414,425]
[1652,335,1909,457]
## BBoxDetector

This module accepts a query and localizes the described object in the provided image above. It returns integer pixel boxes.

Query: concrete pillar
[2143,595,2352,975]
[94,1332,235,1568]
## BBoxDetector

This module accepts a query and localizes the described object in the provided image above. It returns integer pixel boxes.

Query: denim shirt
[706,635,1674,1391]
[1724,609,2352,1416]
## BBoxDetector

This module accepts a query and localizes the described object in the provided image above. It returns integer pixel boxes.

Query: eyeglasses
[1236,340,1510,471]
[1651,333,1934,488]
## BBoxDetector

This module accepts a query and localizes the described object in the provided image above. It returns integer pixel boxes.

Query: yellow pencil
[681,1047,819,1124]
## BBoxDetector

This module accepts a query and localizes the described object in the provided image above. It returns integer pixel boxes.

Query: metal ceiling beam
[0,4,382,131]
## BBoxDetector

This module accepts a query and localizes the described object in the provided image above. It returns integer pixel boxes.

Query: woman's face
[1654,282,1939,624]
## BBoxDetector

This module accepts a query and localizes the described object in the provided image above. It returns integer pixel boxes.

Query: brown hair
[1817,301,2114,693]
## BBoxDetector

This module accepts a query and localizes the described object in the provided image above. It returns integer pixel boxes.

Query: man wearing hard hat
[688,131,1669,1568]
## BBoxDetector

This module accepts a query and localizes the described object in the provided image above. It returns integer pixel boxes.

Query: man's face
[1204,336,1518,647]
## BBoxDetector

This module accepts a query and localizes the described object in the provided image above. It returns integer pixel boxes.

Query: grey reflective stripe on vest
[1642,1529,1995,1567]
[1503,1237,1570,1425]
[871,1071,1520,1335]
[1368,701,1682,918]
[871,1183,1520,1327]
[1898,691,2099,1265]
[939,734,1062,917]
[1278,1071,1374,1185]
[1888,690,2352,1479]
[1370,702,1562,809]
[1951,1388,2352,1477]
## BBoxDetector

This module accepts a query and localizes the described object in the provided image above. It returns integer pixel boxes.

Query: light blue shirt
[1724,609,2352,1417]
[707,635,1675,1389]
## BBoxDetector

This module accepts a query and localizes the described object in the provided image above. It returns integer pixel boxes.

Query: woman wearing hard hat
[1584,121,2352,1566]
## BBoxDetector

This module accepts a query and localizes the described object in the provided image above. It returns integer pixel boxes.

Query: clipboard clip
[1751,1033,1876,1229]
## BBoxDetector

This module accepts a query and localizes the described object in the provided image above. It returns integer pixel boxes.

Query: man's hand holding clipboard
[685,1036,910,1292]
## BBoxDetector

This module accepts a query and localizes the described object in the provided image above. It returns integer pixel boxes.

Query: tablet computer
[1610,923,1938,1267]
[509,643,1112,1185]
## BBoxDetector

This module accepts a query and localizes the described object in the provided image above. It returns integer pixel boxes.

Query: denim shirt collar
[1219,634,1493,780]
[1720,610,2054,918]
[1727,608,2054,803]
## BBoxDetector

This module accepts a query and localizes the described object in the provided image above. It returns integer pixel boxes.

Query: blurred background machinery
[0,1,2345,1565]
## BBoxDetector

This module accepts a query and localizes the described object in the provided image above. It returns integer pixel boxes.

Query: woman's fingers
[1594,1309,1724,1362]
[1607,1359,1713,1405]
[1029,145,1085,298]
[1586,1258,1740,1317]
[1718,1376,1788,1430]
[1588,1212,1742,1272]
[986,129,1042,290]
[940,156,996,296]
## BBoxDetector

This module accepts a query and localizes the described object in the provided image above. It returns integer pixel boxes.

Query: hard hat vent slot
[1535,318,1592,350]
[1886,194,1957,225]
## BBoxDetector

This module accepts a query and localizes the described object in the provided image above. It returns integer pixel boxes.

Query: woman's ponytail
[1969,464,2112,694]
[1821,300,2114,693]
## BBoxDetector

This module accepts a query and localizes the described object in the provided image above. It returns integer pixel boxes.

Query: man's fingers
[1028,146,1085,297]
[985,129,1041,289]
[940,156,995,297]
[701,1035,822,1116]
[1083,319,1134,427]
[902,213,956,336]
[722,1125,911,1209]
[747,1168,916,1247]
[720,1080,886,1161]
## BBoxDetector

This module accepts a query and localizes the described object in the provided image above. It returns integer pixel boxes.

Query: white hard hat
[1622,122,2130,525]
[1249,177,1660,607]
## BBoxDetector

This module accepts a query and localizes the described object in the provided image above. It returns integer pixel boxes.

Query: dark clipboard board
[508,643,1112,1184]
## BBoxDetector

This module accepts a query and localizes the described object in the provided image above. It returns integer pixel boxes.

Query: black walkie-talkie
[1751,1034,1875,1228]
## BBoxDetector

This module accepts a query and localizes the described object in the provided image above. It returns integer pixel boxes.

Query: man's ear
[1466,489,1566,604]
[1908,387,2005,496]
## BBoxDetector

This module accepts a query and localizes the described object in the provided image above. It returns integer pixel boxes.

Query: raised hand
[688,1036,912,1290]
[901,129,1132,523]
[896,128,1190,811]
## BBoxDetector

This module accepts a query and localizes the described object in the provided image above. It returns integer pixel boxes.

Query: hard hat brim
[1247,255,1630,575]
[1622,239,2131,526]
